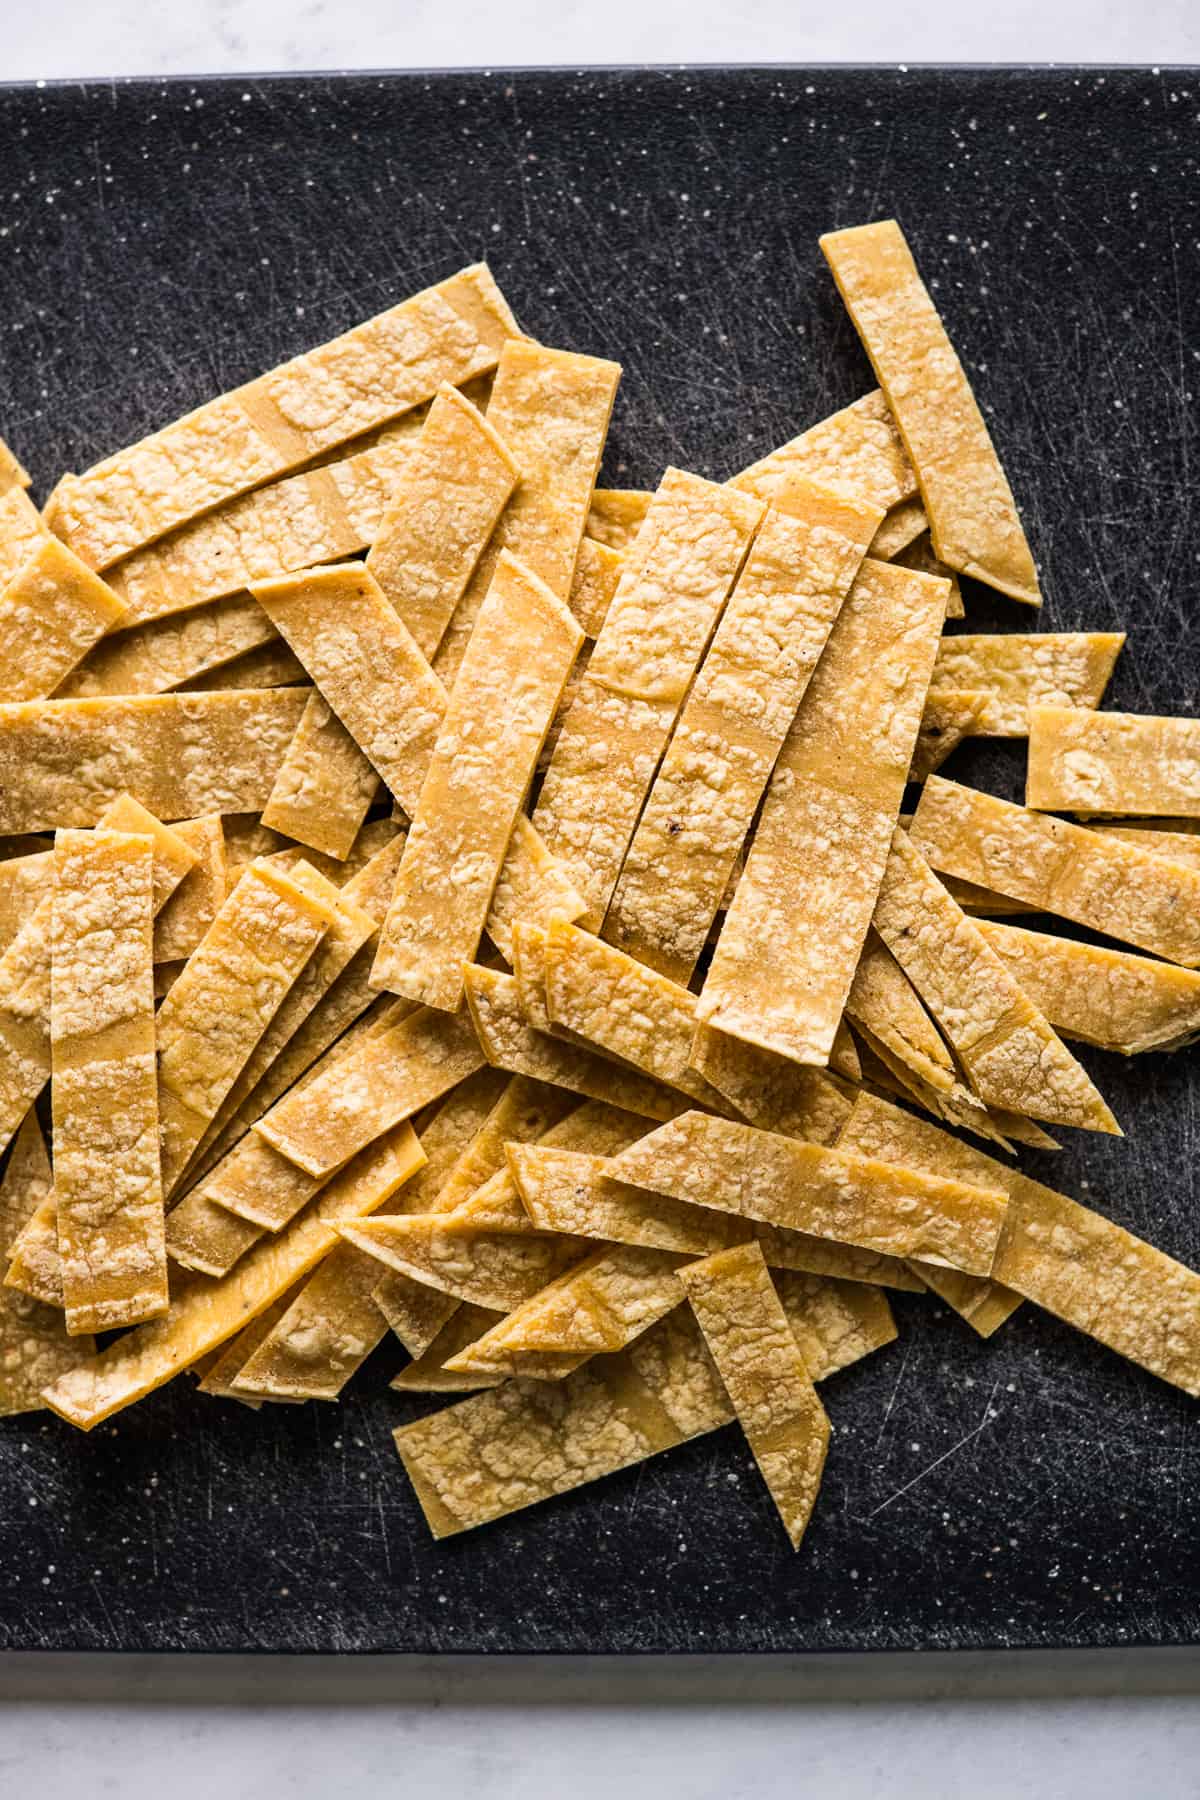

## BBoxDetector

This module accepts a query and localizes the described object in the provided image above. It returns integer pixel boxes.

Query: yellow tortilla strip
[0,849,52,955]
[432,341,620,682]
[42,1122,425,1429]
[686,1025,852,1143]
[365,382,518,659]
[229,1242,392,1400]
[373,554,583,1008]
[390,1302,508,1392]
[585,489,653,552]
[51,828,166,1333]
[604,488,879,981]
[152,816,227,963]
[733,390,917,512]
[511,919,554,1036]
[845,928,956,1095]
[0,488,52,589]
[340,1211,585,1313]
[455,1100,645,1236]
[261,692,378,860]
[677,1243,830,1548]
[59,594,278,698]
[896,530,965,619]
[698,557,947,1066]
[484,815,588,962]
[1090,824,1200,871]
[931,633,1124,736]
[611,1110,1007,1275]
[0,537,126,700]
[0,688,309,834]
[873,829,1118,1134]
[191,639,306,691]
[869,496,927,559]
[829,1018,861,1084]
[196,1287,305,1406]
[910,775,1200,966]
[0,436,30,497]
[910,690,989,781]
[532,468,765,927]
[1028,704,1200,817]
[820,221,1041,605]
[429,1075,575,1218]
[47,264,519,570]
[0,1114,89,1415]
[567,539,622,639]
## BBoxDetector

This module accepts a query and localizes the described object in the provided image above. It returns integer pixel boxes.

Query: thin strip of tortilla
[732,390,917,511]
[585,489,653,552]
[0,1114,91,1414]
[338,1211,586,1314]
[1027,704,1200,817]
[0,537,127,699]
[869,496,927,559]
[931,633,1124,735]
[896,530,965,618]
[261,692,378,859]
[845,928,956,1095]
[389,1302,508,1392]
[59,594,278,697]
[910,690,989,780]
[152,816,228,963]
[0,488,51,589]
[567,539,623,639]
[686,1025,852,1143]
[229,1243,392,1400]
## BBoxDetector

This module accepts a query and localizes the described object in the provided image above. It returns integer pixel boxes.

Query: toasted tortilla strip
[464,963,683,1121]
[687,1025,852,1143]
[910,776,1200,966]
[896,530,965,618]
[931,633,1124,735]
[47,265,518,570]
[394,1275,892,1537]
[365,383,518,659]
[1090,824,1200,871]
[532,469,765,927]
[1028,705,1200,817]
[230,1243,391,1400]
[0,538,126,700]
[911,690,989,780]
[432,341,620,682]
[940,874,1037,917]
[390,1302,508,1392]
[611,1111,1007,1275]
[845,928,956,1095]
[677,1244,830,1548]
[339,1211,585,1313]
[59,594,278,698]
[152,817,227,963]
[0,849,52,955]
[0,1115,89,1415]
[430,1075,575,1217]
[585,489,653,552]
[605,488,879,980]
[0,488,51,589]
[0,436,30,497]
[448,1099,646,1234]
[42,1122,425,1429]
[567,539,622,639]
[869,496,927,560]
[821,221,1041,605]
[372,555,582,1007]
[512,919,555,1036]
[261,692,378,860]
[196,1288,304,1406]
[192,639,306,691]
[52,828,166,1333]
[485,815,587,961]
[873,830,1118,1134]
[733,391,917,512]
[698,557,947,1066]
[829,1018,861,1084]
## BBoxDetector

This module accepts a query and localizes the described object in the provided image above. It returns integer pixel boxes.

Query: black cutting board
[2,65,1199,1656]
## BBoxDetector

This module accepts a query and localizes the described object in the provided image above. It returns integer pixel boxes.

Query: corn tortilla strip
[432,341,620,682]
[442,1101,647,1245]
[191,640,306,692]
[568,539,623,639]
[430,1075,575,1218]
[911,690,989,781]
[59,594,277,698]
[939,875,1035,917]
[845,928,956,1095]
[41,1122,425,1429]
[1090,824,1200,871]
[910,775,1200,966]
[612,1111,1007,1275]
[897,530,965,618]
[869,496,927,560]
[0,537,126,701]
[230,1242,392,1400]
[975,919,1200,1055]
[196,1288,304,1406]
[365,382,518,659]
[604,489,879,981]
[532,469,765,928]
[340,1211,585,1313]
[512,919,554,1035]
[677,1244,830,1549]
[47,265,519,571]
[0,488,52,589]
[373,555,584,1008]
[261,692,378,860]
[698,557,947,1067]
[0,1115,89,1415]
[829,1019,861,1084]
[394,1274,892,1538]
[1028,705,1200,817]
[390,1302,508,1392]
[930,633,1124,736]
[585,489,653,552]
[52,829,167,1333]
[687,1025,852,1143]
[485,815,587,961]
[820,221,1041,606]
[464,964,683,1121]
[0,436,30,497]
[0,850,52,955]
[733,390,917,512]
[152,816,227,963]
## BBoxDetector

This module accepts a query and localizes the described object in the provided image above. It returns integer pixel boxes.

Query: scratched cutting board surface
[1,66,1199,1654]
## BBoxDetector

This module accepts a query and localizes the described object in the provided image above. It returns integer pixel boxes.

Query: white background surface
[5,3,1200,1795]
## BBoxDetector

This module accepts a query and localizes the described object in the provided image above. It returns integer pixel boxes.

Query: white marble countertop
[5,4,1200,1795]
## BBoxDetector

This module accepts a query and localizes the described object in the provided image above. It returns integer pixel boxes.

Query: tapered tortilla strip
[229,1243,391,1400]
[896,530,965,618]
[372,555,583,1008]
[261,692,378,860]
[463,963,683,1122]
[196,1288,306,1405]
[432,341,620,682]
[0,1115,89,1415]
[677,1244,830,1548]
[485,815,588,961]
[430,1075,575,1217]
[0,488,51,589]
[47,264,519,570]
[390,1302,508,1392]
[152,816,227,963]
[0,537,127,700]
[872,829,1118,1134]
[0,436,30,497]
[59,594,277,698]
[585,489,653,552]
[51,828,166,1333]
[911,690,989,780]
[845,928,955,1095]
[976,919,1200,1055]
[686,1025,852,1143]
[532,469,765,927]
[820,221,1041,605]
[567,539,623,639]
[733,390,917,512]
[42,1122,425,1429]
[365,383,518,659]
[605,488,879,980]
[931,633,1124,735]
[1090,823,1200,871]
[1028,705,1200,817]
[339,1211,585,1313]
[611,1110,1007,1275]
[910,775,1200,966]
[0,849,52,955]
[698,557,947,1066]
[869,496,927,559]
[394,1274,892,1537]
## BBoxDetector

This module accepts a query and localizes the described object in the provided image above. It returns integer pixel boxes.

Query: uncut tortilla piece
[677,1243,831,1549]
[394,1274,893,1538]
[872,830,1119,1135]
[46,264,519,571]
[844,928,956,1095]
[910,691,989,781]
[432,341,620,683]
[698,557,947,1067]
[1028,705,1200,817]
[51,829,166,1333]
[0,537,127,699]
[586,489,653,552]
[910,775,1200,966]
[869,496,927,559]
[0,1114,89,1415]
[372,555,583,1008]
[464,963,684,1122]
[976,919,1200,1055]
[366,382,518,659]
[732,390,917,512]
[261,692,379,860]
[532,469,765,928]
[820,220,1041,606]
[604,486,880,981]
[611,1111,1007,1276]
[0,488,51,589]
[152,816,227,963]
[58,594,277,697]
[931,634,1124,736]
[686,1025,852,1143]
[41,1123,425,1430]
